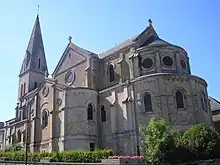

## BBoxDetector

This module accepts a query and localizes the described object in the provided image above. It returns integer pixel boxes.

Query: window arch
[143,92,153,112]
[38,58,41,69]
[87,103,94,120]
[17,130,21,142]
[42,110,49,129]
[175,90,184,108]
[108,65,115,82]
[101,105,107,122]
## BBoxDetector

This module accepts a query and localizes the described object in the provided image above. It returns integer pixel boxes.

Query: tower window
[143,92,153,112]
[42,110,49,129]
[38,58,41,69]
[87,103,94,120]
[175,90,184,108]
[34,82,38,89]
[108,65,115,82]
[23,83,26,95]
[101,105,107,122]
[20,84,23,97]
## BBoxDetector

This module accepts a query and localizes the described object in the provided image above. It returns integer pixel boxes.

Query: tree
[182,123,220,160]
[140,117,176,165]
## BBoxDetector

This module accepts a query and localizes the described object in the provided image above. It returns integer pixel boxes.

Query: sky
[0,0,219,121]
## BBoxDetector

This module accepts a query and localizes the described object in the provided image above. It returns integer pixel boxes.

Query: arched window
[87,103,94,120]
[23,131,26,142]
[143,92,153,112]
[108,65,115,82]
[42,110,49,129]
[17,130,21,142]
[38,58,41,69]
[23,83,26,95]
[34,82,38,89]
[20,84,23,97]
[175,90,184,108]
[101,105,106,122]
[200,93,207,111]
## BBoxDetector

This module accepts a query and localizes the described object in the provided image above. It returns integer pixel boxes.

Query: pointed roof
[209,96,220,111]
[19,15,48,76]
[99,20,172,58]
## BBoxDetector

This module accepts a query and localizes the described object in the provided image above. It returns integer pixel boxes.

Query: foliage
[140,117,176,165]
[140,118,220,164]
[4,144,23,152]
[182,123,220,160]
[0,149,112,163]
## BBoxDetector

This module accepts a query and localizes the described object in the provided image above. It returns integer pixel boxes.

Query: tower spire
[19,15,48,76]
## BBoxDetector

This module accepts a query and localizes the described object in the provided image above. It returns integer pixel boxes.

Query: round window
[65,71,75,85]
[180,59,186,70]
[142,58,153,69]
[163,56,173,67]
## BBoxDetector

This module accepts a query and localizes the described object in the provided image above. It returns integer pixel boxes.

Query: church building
[3,15,213,155]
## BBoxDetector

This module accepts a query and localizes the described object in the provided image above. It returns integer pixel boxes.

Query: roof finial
[68,36,72,43]
[148,19,152,25]
[37,5,40,15]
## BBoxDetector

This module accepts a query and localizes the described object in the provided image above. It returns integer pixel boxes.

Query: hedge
[0,149,112,163]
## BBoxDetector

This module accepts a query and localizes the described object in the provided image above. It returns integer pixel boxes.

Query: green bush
[140,117,176,165]
[182,123,220,160]
[0,149,112,163]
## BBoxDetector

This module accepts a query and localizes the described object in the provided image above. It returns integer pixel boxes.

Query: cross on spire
[37,5,40,15]
[68,36,72,43]
[148,19,152,25]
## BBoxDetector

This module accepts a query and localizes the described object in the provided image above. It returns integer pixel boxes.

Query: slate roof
[209,96,220,111]
[99,23,172,59]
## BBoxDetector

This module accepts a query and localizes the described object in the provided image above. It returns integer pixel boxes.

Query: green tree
[140,117,176,165]
[182,123,220,160]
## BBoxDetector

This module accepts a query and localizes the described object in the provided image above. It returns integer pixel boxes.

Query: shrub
[140,117,176,165]
[0,149,112,163]
[182,123,220,160]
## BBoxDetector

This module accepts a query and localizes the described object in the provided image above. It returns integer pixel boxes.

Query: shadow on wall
[101,93,135,156]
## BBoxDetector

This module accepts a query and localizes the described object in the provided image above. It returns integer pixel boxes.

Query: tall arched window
[38,58,41,69]
[108,65,115,82]
[144,92,153,112]
[20,84,23,97]
[42,110,49,129]
[23,131,26,142]
[175,90,184,108]
[23,83,26,95]
[101,105,106,122]
[200,93,207,111]
[17,130,21,142]
[34,82,38,89]
[87,103,94,120]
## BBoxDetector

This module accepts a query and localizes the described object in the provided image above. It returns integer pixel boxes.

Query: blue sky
[0,1,219,121]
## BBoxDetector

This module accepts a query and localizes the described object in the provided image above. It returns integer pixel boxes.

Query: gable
[53,43,89,76]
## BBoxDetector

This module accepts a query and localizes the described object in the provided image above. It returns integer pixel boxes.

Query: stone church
[3,15,213,155]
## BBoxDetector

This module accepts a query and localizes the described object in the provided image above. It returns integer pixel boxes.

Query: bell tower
[18,15,48,101]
